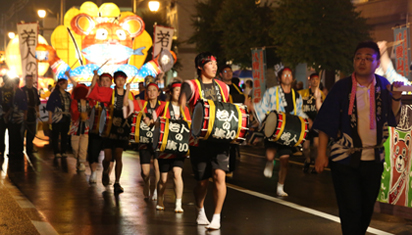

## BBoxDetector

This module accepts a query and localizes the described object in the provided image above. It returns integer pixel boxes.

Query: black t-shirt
[229,83,245,103]
[284,92,293,113]
[114,93,124,111]
[1,87,13,113]
[181,82,218,101]
[26,88,36,121]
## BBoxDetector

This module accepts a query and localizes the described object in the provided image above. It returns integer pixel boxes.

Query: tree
[271,0,371,74]
[188,0,226,67]
[215,0,277,68]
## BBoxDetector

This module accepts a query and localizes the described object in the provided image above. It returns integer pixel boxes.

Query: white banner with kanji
[153,25,174,58]
[17,22,38,88]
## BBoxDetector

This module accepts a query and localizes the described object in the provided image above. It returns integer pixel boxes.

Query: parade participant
[298,73,325,173]
[66,71,91,172]
[86,71,113,183]
[219,65,245,174]
[153,81,191,212]
[179,52,230,230]
[46,78,71,158]
[101,71,133,193]
[134,82,163,200]
[314,41,402,235]
[21,75,40,155]
[246,67,308,197]
[0,77,27,157]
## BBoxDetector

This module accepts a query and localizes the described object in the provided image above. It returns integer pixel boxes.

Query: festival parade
[1,0,412,234]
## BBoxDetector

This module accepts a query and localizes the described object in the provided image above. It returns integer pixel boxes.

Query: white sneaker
[175,203,184,213]
[263,161,274,178]
[89,171,97,184]
[77,163,86,172]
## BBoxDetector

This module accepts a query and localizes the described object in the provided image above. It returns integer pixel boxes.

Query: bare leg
[277,155,289,196]
[207,169,226,230]
[152,158,160,200]
[114,148,123,184]
[156,172,168,209]
[102,149,112,186]
[173,167,184,213]
[264,148,277,178]
[141,163,151,198]
[212,169,226,214]
[195,179,210,225]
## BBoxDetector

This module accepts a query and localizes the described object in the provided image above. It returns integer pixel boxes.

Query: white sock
[196,207,210,225]
[277,183,288,197]
[264,160,274,178]
[152,189,158,200]
[175,198,183,212]
[206,214,221,230]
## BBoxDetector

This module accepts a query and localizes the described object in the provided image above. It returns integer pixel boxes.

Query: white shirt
[172,104,180,119]
[356,79,377,161]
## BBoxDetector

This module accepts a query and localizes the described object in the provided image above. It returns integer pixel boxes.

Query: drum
[152,117,191,156]
[130,111,155,144]
[263,110,308,147]
[191,99,249,143]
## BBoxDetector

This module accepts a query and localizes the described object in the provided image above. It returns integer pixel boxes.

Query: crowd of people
[0,41,406,234]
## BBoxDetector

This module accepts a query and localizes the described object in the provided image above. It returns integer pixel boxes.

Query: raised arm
[90,70,99,90]
[65,70,77,88]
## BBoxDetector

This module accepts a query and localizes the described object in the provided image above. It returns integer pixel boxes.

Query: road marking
[226,183,393,235]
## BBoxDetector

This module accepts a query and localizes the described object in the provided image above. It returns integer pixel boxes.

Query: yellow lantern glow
[5,35,50,76]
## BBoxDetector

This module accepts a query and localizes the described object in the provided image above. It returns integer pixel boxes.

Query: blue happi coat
[313,74,397,166]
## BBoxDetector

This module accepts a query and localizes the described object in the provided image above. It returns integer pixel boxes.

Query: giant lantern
[38,2,172,88]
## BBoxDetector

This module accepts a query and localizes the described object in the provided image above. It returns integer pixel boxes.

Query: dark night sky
[1,0,143,31]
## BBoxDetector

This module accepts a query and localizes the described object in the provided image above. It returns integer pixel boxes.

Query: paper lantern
[5,34,49,76]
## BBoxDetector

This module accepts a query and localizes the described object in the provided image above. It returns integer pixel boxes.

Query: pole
[132,0,137,14]
[60,0,65,25]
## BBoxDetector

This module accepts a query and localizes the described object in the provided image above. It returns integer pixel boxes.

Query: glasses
[223,70,232,73]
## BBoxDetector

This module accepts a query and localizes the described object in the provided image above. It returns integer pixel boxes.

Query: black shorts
[306,129,319,142]
[264,139,296,157]
[190,141,230,181]
[139,147,159,164]
[158,158,185,173]
[88,134,103,164]
[102,139,128,150]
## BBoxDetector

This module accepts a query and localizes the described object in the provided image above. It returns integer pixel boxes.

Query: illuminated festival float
[36,1,175,89]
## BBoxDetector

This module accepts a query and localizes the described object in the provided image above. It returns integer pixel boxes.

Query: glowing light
[8,32,15,39]
[38,10,46,18]
[148,1,160,12]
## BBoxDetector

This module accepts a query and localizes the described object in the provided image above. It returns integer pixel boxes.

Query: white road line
[226,183,394,235]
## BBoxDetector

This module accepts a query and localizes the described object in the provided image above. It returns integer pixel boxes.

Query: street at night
[0,140,411,235]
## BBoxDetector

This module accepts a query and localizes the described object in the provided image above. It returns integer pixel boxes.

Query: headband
[100,73,113,81]
[200,56,217,67]
[309,75,319,80]
[147,82,159,90]
[171,83,181,88]
[282,68,292,74]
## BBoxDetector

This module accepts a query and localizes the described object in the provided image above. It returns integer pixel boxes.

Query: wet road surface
[1,142,412,235]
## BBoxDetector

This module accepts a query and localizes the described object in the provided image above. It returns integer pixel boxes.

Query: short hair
[232,77,240,86]
[113,71,127,81]
[195,52,216,76]
[246,80,253,87]
[354,41,380,60]
[219,65,232,74]
[309,73,319,80]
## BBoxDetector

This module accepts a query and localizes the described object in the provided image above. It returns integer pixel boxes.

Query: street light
[37,9,46,18]
[148,1,160,12]
[8,32,15,39]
